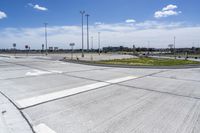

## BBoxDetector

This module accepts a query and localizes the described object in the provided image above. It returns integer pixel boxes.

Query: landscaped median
[96,57,200,66]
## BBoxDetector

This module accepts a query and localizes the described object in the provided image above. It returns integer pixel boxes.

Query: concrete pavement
[0,56,200,133]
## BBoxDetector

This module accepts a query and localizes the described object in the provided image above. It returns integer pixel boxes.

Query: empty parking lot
[0,56,200,133]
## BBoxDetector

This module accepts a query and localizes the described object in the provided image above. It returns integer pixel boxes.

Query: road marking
[26,70,63,76]
[107,76,137,83]
[16,76,137,108]
[34,123,56,133]
[26,70,51,76]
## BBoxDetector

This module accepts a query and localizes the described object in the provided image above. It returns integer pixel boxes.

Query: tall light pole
[44,23,48,56]
[133,44,135,56]
[91,36,93,51]
[98,32,101,55]
[90,36,94,61]
[174,36,176,59]
[148,41,150,55]
[85,14,90,52]
[80,11,85,57]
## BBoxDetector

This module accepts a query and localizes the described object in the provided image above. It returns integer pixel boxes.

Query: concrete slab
[23,85,200,133]
[16,76,137,109]
[66,67,165,82]
[0,93,32,133]
[153,68,200,82]
[0,74,96,100]
[120,76,200,99]
[1,56,200,133]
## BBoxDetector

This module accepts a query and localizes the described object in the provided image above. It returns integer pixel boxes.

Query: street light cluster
[12,11,102,57]
[80,11,90,57]
[80,10,101,57]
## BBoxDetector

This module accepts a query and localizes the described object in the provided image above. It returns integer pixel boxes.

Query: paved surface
[0,56,200,133]
[0,53,136,61]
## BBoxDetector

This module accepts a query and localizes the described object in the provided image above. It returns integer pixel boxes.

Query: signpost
[70,43,75,60]
[133,44,136,56]
[13,43,16,56]
[25,45,29,56]
[42,44,44,54]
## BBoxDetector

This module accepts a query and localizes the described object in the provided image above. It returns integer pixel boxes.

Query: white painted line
[26,70,63,76]
[34,123,56,133]
[16,82,109,108]
[16,76,137,108]
[26,70,51,76]
[107,76,137,83]
[50,70,63,74]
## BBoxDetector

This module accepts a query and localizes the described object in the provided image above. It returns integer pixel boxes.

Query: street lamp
[44,23,48,56]
[133,44,135,56]
[80,11,85,57]
[85,14,90,52]
[90,36,94,61]
[174,36,176,59]
[147,41,150,55]
[98,32,101,55]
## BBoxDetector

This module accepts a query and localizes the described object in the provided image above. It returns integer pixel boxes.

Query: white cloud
[34,4,48,11]
[95,22,103,25]
[125,19,136,23]
[0,21,199,49]
[154,4,181,18]
[28,3,48,11]
[155,10,181,18]
[162,4,177,11]
[0,11,7,19]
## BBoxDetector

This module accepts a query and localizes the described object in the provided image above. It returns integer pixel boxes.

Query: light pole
[147,41,150,55]
[90,36,94,61]
[174,36,176,59]
[85,14,90,52]
[98,32,101,55]
[44,23,48,56]
[80,11,85,57]
[91,36,93,51]
[133,44,135,56]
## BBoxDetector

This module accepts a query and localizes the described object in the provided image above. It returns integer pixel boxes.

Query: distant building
[49,47,53,50]
[103,46,130,52]
[54,47,59,51]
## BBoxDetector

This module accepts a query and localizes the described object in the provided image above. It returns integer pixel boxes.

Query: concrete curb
[61,59,200,69]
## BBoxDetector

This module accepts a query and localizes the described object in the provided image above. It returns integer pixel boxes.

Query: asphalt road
[0,56,200,133]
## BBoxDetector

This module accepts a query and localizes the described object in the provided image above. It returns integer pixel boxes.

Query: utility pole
[85,14,90,52]
[98,32,101,55]
[44,23,48,56]
[80,11,85,57]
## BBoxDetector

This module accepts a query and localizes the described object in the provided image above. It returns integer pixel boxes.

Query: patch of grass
[97,57,200,66]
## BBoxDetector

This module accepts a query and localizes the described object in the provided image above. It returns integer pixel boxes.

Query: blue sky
[0,0,200,49]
